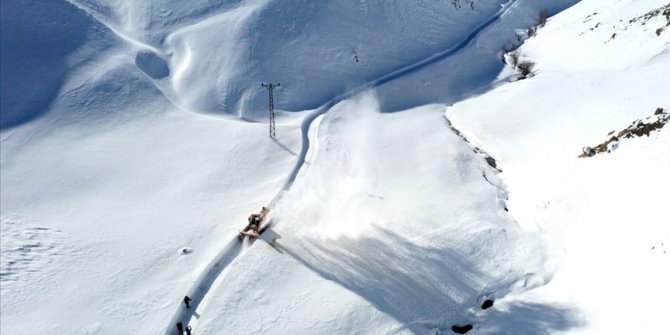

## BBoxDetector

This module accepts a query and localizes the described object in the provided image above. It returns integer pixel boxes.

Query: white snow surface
[1,0,668,334]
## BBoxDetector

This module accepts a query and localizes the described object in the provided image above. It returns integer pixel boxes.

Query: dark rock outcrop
[451,324,473,334]
[481,299,494,310]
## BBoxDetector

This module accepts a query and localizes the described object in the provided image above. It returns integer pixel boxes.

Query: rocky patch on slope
[580,3,670,39]
[580,107,668,158]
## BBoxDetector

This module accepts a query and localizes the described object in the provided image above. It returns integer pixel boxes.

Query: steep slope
[449,1,670,334]
[67,0,584,117]
[0,0,112,129]
[70,0,513,116]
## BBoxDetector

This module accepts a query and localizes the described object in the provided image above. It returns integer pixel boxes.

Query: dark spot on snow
[451,324,473,334]
[606,33,616,43]
[650,242,667,254]
[485,156,497,170]
[181,248,193,255]
[481,299,494,309]
[444,116,502,172]
[581,146,595,157]
[655,107,664,115]
[624,4,670,35]
[620,119,666,138]
[135,51,170,79]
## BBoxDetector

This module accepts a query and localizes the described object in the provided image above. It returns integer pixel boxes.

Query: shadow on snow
[273,227,584,335]
[165,238,244,335]
[476,301,586,335]
[0,0,107,129]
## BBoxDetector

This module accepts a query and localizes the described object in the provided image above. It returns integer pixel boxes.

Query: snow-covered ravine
[2,0,668,334]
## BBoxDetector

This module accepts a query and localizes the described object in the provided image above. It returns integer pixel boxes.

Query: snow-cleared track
[276,0,518,196]
[165,1,519,332]
[164,238,243,334]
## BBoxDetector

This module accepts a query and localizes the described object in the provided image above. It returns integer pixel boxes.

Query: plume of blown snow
[274,92,381,239]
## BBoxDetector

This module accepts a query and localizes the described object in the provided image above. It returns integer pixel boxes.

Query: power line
[261,82,280,139]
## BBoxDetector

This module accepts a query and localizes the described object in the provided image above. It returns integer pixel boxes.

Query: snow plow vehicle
[239,206,270,240]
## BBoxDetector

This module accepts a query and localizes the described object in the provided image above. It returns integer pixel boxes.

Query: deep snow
[448,1,670,333]
[2,0,669,334]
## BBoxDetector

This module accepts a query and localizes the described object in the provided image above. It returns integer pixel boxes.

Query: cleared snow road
[164,1,522,332]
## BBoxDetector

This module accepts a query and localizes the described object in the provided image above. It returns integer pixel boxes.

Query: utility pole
[261,82,280,139]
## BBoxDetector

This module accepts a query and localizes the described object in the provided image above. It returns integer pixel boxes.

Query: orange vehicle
[239,206,270,239]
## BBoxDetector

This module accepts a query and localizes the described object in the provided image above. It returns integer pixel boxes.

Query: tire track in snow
[166,1,518,332]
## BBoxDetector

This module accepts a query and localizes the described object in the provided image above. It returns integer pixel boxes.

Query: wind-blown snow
[2,0,668,334]
[213,94,559,333]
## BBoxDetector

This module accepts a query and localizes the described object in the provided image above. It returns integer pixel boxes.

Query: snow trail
[272,0,519,201]
[164,238,243,335]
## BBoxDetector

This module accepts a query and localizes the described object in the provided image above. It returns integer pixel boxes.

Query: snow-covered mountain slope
[449,1,670,334]
[66,0,585,116]
[1,0,668,334]
[69,0,515,115]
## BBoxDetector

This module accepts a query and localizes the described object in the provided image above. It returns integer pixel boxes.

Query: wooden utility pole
[261,82,280,139]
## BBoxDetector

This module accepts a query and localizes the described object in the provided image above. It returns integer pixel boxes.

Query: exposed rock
[135,51,170,79]
[485,156,497,170]
[451,324,473,334]
[481,299,494,310]
[580,146,596,157]
[618,117,667,138]
[579,109,668,158]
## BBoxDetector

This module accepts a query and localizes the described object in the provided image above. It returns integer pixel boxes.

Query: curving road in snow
[274,0,519,198]
[164,1,523,332]
[3,1,666,334]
